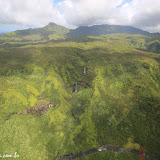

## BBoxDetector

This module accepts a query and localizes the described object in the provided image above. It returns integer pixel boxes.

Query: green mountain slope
[2,23,160,53]
[67,24,150,39]
[13,22,69,37]
[0,22,69,44]
[146,40,160,53]
[0,34,160,160]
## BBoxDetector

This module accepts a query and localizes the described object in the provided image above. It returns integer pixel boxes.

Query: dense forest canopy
[0,23,160,160]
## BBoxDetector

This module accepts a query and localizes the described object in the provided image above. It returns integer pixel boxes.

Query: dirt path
[55,145,160,160]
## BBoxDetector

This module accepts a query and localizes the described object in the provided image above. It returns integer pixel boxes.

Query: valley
[0,23,160,160]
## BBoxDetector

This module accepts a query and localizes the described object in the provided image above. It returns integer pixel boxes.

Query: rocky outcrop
[27,102,55,116]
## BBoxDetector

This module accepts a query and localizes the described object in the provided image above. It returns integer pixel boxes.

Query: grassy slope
[0,34,160,160]
[0,23,69,47]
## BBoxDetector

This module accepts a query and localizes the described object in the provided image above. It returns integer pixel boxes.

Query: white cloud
[0,0,160,32]
[58,0,160,32]
[122,0,160,32]
[0,0,65,28]
[58,0,123,27]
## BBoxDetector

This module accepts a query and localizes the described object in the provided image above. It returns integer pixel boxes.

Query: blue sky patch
[0,26,28,33]
[117,0,132,8]
[54,0,64,5]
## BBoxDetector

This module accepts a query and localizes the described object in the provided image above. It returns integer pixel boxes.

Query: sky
[0,0,160,33]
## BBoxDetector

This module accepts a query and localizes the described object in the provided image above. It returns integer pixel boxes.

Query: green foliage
[67,25,149,39]
[0,22,69,47]
[146,40,160,53]
[0,33,160,160]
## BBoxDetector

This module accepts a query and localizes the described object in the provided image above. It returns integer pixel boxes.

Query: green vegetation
[0,24,160,160]
[146,40,160,53]
[67,24,149,39]
[0,23,69,47]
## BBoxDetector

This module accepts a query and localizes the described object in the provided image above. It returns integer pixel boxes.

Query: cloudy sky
[0,0,160,33]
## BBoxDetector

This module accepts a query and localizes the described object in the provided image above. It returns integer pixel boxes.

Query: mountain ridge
[1,22,159,40]
[67,24,151,39]
[1,22,160,50]
[9,22,69,37]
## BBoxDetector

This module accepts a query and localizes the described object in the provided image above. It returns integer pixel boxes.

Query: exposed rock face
[28,102,55,116]
[7,102,55,120]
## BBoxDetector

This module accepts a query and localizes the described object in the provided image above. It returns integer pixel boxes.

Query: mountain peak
[48,22,57,26]
[44,22,58,29]
[44,22,69,30]
[43,22,69,35]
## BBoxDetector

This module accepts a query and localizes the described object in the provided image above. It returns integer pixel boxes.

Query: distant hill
[67,24,150,39]
[1,22,160,49]
[0,33,5,36]
[0,23,153,42]
[14,22,69,37]
[0,22,69,43]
